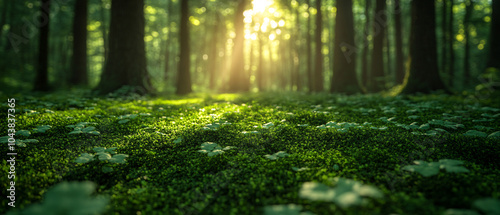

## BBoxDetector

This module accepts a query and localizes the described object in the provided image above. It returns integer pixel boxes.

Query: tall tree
[401,0,447,94]
[331,0,359,94]
[33,0,51,91]
[69,0,88,86]
[176,0,192,95]
[369,0,386,92]
[208,12,220,90]
[440,0,448,85]
[95,0,152,95]
[361,0,372,90]
[487,0,499,70]
[394,0,404,84]
[228,0,249,92]
[313,0,324,92]
[463,0,473,87]
[163,0,173,83]
[306,0,313,92]
[448,0,455,87]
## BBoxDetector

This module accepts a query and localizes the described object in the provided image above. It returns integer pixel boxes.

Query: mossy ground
[1,91,499,215]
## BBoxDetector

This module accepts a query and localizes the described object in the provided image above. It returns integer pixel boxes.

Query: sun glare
[252,0,273,14]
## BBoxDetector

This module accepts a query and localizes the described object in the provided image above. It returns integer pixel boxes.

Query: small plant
[264,151,290,160]
[33,125,52,133]
[117,114,138,124]
[0,136,38,147]
[197,142,236,157]
[298,177,383,209]
[6,181,109,215]
[67,122,100,135]
[75,147,129,173]
[403,159,469,177]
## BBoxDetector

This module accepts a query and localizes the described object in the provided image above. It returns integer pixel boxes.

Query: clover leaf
[33,125,52,133]
[198,142,235,157]
[265,151,290,160]
[463,130,488,137]
[403,159,469,177]
[16,130,31,137]
[473,198,500,215]
[75,153,94,164]
[263,204,307,215]
[299,177,382,209]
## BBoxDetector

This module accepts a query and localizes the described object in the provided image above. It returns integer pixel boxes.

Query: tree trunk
[448,0,455,87]
[401,0,448,94]
[313,0,324,92]
[164,0,172,83]
[176,0,192,95]
[294,2,302,91]
[69,0,88,86]
[33,0,51,91]
[440,0,448,85]
[228,0,248,92]
[257,33,264,91]
[95,0,152,95]
[99,0,108,64]
[463,0,473,87]
[394,0,404,85]
[208,13,220,90]
[487,0,500,69]
[331,0,359,94]
[306,0,313,92]
[361,0,371,90]
[369,0,386,92]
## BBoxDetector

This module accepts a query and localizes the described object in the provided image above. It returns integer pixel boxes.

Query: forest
[1,0,499,214]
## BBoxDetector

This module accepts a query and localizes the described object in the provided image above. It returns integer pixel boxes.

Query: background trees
[0,0,496,96]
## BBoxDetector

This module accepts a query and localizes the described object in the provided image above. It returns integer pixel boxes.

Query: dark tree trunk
[99,0,108,64]
[448,0,455,87]
[306,0,313,92]
[463,0,473,87]
[228,0,248,92]
[369,0,386,92]
[69,0,88,86]
[394,0,404,84]
[361,0,371,90]
[440,0,448,85]
[401,0,448,94]
[33,0,51,91]
[331,0,359,94]
[487,0,500,69]
[294,3,302,91]
[176,0,192,95]
[95,0,152,95]
[313,0,324,92]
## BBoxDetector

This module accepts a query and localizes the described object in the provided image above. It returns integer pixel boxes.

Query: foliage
[75,147,129,173]
[403,159,470,177]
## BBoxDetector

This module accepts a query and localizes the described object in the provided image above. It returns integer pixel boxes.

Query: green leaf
[16,130,31,137]
[488,131,500,138]
[97,153,111,161]
[464,130,488,137]
[473,198,500,215]
[274,151,289,158]
[34,125,52,133]
[69,130,83,135]
[87,131,100,135]
[264,154,278,160]
[173,137,183,144]
[200,142,219,151]
[333,164,340,171]
[403,159,469,177]
[109,154,129,164]
[105,147,117,154]
[263,204,303,215]
[443,209,480,215]
[208,150,224,157]
[118,119,130,124]
[102,165,114,173]
[263,122,274,129]
[292,167,310,172]
[82,127,96,132]
[222,146,236,150]
[75,153,94,163]
[93,147,105,153]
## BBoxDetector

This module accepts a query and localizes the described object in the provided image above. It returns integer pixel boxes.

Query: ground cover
[1,91,499,215]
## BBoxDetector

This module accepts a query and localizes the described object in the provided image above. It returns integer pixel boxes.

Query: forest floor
[1,91,499,215]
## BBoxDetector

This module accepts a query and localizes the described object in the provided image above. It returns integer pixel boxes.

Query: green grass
[1,92,499,215]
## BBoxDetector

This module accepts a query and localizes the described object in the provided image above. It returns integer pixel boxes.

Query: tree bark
[448,0,455,87]
[394,0,404,85]
[176,0,192,95]
[331,0,359,94]
[95,0,152,95]
[69,0,88,86]
[313,0,324,92]
[33,0,51,91]
[463,0,473,87]
[487,0,500,69]
[369,0,386,92]
[361,0,371,90]
[306,0,313,92]
[401,0,448,94]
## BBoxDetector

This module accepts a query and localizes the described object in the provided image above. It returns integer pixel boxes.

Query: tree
[33,0,51,91]
[313,0,324,92]
[369,0,386,92]
[487,0,499,69]
[463,0,473,87]
[448,0,455,87]
[228,0,249,92]
[394,0,405,85]
[306,0,313,92]
[176,0,192,95]
[361,0,372,90]
[95,0,152,95]
[401,0,448,94]
[69,0,88,86]
[331,0,359,94]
